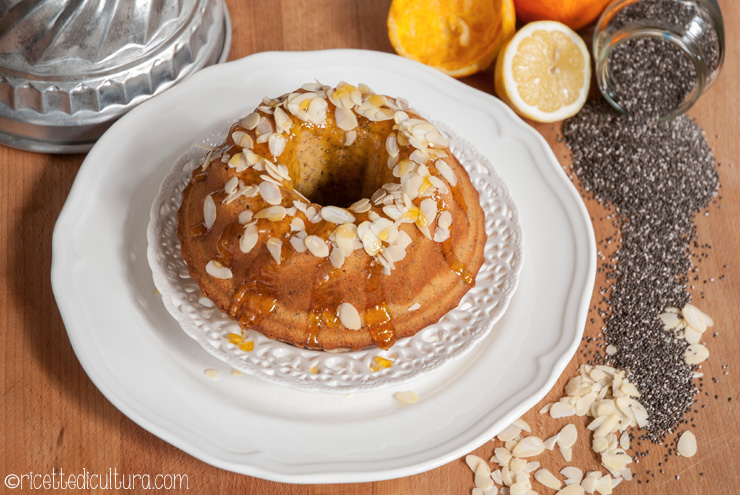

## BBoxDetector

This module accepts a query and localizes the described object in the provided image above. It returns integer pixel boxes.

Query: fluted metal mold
[0,0,231,153]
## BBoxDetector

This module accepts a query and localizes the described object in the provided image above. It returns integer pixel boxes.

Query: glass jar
[593,0,725,119]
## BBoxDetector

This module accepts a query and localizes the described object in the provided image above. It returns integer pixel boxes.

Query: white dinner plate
[52,49,596,483]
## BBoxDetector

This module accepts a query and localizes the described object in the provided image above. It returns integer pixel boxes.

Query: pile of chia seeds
[604,0,721,117]
[563,99,719,441]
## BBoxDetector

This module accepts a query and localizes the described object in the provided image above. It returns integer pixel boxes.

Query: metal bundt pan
[0,0,231,153]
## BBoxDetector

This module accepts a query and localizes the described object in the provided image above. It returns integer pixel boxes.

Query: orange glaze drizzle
[189,223,208,239]
[305,262,340,349]
[422,193,473,286]
[441,237,474,285]
[215,222,243,268]
[229,262,279,329]
[364,262,396,350]
[365,302,395,350]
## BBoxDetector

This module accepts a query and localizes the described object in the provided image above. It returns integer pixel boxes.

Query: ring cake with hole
[177,81,487,350]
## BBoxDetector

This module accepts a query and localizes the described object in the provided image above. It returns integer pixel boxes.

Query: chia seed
[563,99,719,442]
[602,0,721,117]
[610,37,696,116]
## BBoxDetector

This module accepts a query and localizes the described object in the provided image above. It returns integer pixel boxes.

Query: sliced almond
[511,436,545,458]
[550,402,577,419]
[535,468,562,490]
[465,454,487,473]
[560,446,573,462]
[682,304,708,333]
[593,414,620,439]
[619,431,630,451]
[203,194,216,229]
[684,326,703,344]
[273,106,292,133]
[556,485,586,495]
[258,180,282,205]
[304,235,329,257]
[254,205,286,221]
[581,476,598,494]
[335,106,358,131]
[492,447,512,466]
[338,302,361,330]
[393,390,418,405]
[592,437,608,453]
[677,431,697,457]
[561,466,584,485]
[659,311,683,330]
[266,238,282,264]
[595,474,613,495]
[344,130,357,146]
[509,482,527,495]
[684,343,710,365]
[509,457,526,472]
[320,205,355,224]
[600,453,631,473]
[268,133,286,157]
[557,424,578,449]
[497,424,522,442]
[205,260,232,279]
[544,433,560,450]
[466,456,494,491]
[240,112,260,130]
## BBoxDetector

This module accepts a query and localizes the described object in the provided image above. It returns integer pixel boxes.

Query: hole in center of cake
[291,130,393,208]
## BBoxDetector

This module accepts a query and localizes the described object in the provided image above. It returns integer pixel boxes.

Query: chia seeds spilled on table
[605,0,722,117]
[563,99,719,442]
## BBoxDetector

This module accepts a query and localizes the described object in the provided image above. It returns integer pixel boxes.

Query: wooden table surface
[2,1,738,493]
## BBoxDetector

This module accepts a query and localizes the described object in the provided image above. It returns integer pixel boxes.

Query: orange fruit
[388,0,516,78]
[513,0,612,31]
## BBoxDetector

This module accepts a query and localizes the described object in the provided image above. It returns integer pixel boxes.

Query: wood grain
[1,0,738,493]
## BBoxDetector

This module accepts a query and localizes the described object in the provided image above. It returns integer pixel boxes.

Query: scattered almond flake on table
[561,466,584,485]
[550,402,576,418]
[511,436,546,458]
[462,303,718,493]
[676,431,697,457]
[513,418,532,433]
[496,423,522,442]
[534,468,562,490]
[556,484,585,495]
[683,343,710,365]
[465,455,494,492]
[544,433,560,450]
[557,424,578,449]
[203,368,219,379]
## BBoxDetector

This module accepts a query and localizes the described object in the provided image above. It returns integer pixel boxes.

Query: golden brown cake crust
[177,82,486,351]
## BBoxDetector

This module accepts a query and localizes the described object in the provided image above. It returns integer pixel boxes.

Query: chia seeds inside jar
[593,0,725,119]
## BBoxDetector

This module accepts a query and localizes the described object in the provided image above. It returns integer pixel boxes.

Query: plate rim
[51,48,596,483]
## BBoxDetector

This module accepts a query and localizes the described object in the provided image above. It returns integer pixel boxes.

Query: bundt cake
[177,82,487,351]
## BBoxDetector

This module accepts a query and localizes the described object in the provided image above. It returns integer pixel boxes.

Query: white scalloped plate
[148,116,522,393]
[52,50,596,483]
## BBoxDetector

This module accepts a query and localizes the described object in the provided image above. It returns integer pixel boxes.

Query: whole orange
[513,0,613,31]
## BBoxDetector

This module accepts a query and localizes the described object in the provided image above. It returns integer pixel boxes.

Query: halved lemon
[388,0,516,78]
[494,21,591,123]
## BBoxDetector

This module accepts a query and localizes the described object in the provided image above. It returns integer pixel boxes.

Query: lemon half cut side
[495,21,591,123]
